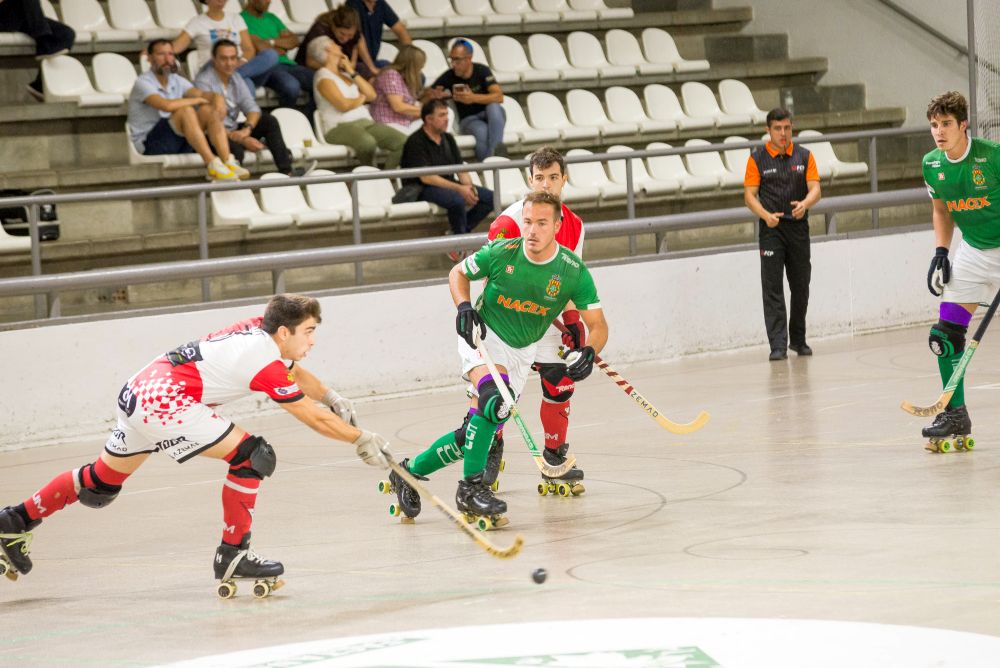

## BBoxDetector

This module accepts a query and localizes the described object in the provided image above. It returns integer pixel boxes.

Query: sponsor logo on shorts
[496,294,551,316]
[156,435,190,451]
[118,384,137,417]
[274,384,301,396]
[946,196,991,212]
[106,428,128,454]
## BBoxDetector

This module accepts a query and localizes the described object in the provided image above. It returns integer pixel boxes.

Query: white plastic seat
[493,0,560,22]
[186,50,203,79]
[605,87,676,134]
[718,79,768,125]
[0,33,34,47]
[483,157,529,207]
[722,136,752,179]
[487,36,559,84]
[527,92,599,141]
[448,107,477,151]
[642,84,714,132]
[353,166,435,218]
[606,144,679,196]
[266,0,310,33]
[386,0,445,29]
[646,142,717,192]
[447,37,489,66]
[605,29,672,76]
[681,82,753,129]
[124,122,204,167]
[273,108,351,160]
[531,0,597,21]
[413,39,448,83]
[568,0,633,19]
[202,0,243,13]
[377,42,399,63]
[154,0,198,31]
[566,89,637,138]
[566,148,626,200]
[684,138,743,188]
[42,56,124,106]
[566,31,634,80]
[798,129,869,179]
[641,28,709,73]
[259,173,344,227]
[212,188,295,230]
[93,52,138,96]
[288,0,329,24]
[304,169,386,221]
[501,97,560,145]
[454,0,520,26]
[61,0,140,43]
[527,35,597,82]
[414,0,481,27]
[0,224,31,253]
[107,0,175,40]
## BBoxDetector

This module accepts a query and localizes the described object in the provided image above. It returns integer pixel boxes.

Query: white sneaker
[207,157,237,181]
[225,157,251,180]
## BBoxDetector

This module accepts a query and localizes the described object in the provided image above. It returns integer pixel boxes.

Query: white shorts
[104,384,235,463]
[458,334,537,398]
[942,240,1000,305]
[533,324,566,365]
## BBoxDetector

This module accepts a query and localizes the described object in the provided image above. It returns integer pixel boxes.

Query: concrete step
[704,33,789,63]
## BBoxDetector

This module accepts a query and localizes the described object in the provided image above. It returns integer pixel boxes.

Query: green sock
[409,431,465,476]
[463,413,497,478]
[939,354,965,409]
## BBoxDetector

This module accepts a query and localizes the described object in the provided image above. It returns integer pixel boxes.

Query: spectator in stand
[241,0,314,112]
[298,5,379,81]
[400,99,494,247]
[371,44,425,134]
[426,39,505,162]
[311,36,406,168]
[127,39,237,181]
[173,0,279,92]
[0,0,75,101]
[346,0,412,69]
[195,40,307,178]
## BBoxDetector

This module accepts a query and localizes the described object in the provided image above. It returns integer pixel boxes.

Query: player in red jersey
[0,294,391,590]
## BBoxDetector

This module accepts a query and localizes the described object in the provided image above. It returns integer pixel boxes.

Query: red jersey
[488,201,585,257]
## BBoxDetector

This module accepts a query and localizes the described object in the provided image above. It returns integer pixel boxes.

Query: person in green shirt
[919,90,1000,449]
[241,0,314,111]
[389,191,609,524]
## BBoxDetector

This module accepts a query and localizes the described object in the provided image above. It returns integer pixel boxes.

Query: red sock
[23,460,131,521]
[540,399,570,450]
[221,441,261,546]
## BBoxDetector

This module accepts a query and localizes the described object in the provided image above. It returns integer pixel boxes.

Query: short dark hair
[147,39,172,55]
[528,146,566,177]
[927,90,969,124]
[766,108,792,127]
[421,98,449,121]
[523,191,562,220]
[212,39,238,57]
[262,294,322,334]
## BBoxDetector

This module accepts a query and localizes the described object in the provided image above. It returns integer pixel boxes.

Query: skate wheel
[557,483,571,497]
[388,503,402,517]
[490,480,499,492]
[217,581,237,599]
[477,516,493,531]
[499,460,505,472]
[537,482,548,496]
[939,439,953,453]
[0,559,8,578]
[966,436,975,450]
[252,580,271,599]
[571,483,585,496]
[377,480,392,494]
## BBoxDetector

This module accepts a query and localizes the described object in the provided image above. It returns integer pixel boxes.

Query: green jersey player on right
[920,91,1000,451]
[388,191,609,524]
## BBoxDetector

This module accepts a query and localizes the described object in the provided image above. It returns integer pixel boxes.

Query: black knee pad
[929,319,967,357]
[453,412,473,449]
[477,378,514,423]
[229,435,277,480]
[537,363,576,403]
[76,463,121,509]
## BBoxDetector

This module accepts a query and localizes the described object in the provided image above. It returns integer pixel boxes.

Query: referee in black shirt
[744,108,822,361]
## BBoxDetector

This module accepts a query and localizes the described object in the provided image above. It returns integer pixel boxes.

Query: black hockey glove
[456,301,486,349]
[565,346,596,381]
[927,246,951,297]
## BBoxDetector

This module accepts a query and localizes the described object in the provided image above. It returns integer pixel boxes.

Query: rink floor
[2,324,1000,667]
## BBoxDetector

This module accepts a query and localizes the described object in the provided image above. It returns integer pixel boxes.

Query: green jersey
[463,238,601,349]
[240,11,296,67]
[923,136,1000,249]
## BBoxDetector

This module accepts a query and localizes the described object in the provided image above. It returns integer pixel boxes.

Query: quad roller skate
[377,457,426,524]
[457,472,509,531]
[922,405,974,453]
[538,444,585,497]
[481,434,505,492]
[0,507,39,582]
[214,533,285,599]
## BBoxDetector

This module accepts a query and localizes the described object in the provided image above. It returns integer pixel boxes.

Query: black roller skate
[539,443,585,497]
[921,405,974,453]
[457,472,509,531]
[214,533,285,599]
[0,507,39,581]
[481,434,505,492]
[377,457,426,523]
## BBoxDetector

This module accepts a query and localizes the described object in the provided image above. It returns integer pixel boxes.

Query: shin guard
[540,399,570,450]
[23,459,131,520]
[221,437,262,545]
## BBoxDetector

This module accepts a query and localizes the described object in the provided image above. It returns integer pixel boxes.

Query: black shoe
[26,80,44,102]
[542,443,584,481]
[0,507,39,575]
[921,405,972,439]
[456,473,507,516]
[790,343,813,356]
[769,349,787,361]
[388,457,426,518]
[214,533,284,580]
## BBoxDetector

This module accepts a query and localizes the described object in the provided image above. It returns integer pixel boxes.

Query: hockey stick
[901,287,1000,417]
[384,454,523,559]
[475,332,578,478]
[552,320,710,435]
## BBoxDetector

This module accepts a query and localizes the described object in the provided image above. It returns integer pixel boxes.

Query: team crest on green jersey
[546,275,562,298]
[973,165,987,187]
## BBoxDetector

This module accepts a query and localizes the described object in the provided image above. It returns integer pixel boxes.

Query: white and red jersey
[121,317,303,425]
[488,201,585,257]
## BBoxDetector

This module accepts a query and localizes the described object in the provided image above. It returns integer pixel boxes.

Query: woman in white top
[311,36,405,168]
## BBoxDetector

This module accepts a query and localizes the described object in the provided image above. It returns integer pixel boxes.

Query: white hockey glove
[323,388,358,427]
[354,430,390,469]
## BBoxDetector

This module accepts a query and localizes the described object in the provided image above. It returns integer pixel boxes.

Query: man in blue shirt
[346,0,412,69]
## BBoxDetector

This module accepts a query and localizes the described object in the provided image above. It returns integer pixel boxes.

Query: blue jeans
[458,103,506,162]
[420,185,494,234]
[237,49,279,93]
[253,62,314,110]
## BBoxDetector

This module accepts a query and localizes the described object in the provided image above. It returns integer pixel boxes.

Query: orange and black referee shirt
[744,142,819,220]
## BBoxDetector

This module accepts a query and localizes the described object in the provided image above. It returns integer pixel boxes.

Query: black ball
[531,568,547,584]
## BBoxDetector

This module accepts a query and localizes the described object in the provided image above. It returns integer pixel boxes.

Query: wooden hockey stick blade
[385,456,523,560]
[900,395,951,418]
[900,340,979,417]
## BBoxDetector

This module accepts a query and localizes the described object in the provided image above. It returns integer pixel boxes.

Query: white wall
[0,229,938,451]
[713,0,970,123]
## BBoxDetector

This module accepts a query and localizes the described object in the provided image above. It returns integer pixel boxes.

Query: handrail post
[272,269,285,294]
[28,203,46,318]
[351,179,363,285]
[492,166,501,215]
[198,191,210,302]
[868,136,879,230]
[626,157,636,256]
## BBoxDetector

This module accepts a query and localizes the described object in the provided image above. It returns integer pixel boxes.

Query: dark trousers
[0,0,75,56]
[759,218,811,352]
[251,63,315,113]
[420,185,494,234]
[227,113,293,173]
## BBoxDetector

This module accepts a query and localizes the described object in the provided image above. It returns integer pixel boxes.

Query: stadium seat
[531,0,597,21]
[483,157,529,207]
[566,148,626,199]
[42,56,125,106]
[454,0,520,27]
[258,173,345,227]
[0,0,55,45]
[124,122,203,168]
[681,82,753,129]
[722,136,752,178]
[566,89,638,138]
[106,0,175,40]
[154,0,199,31]
[273,108,352,160]
[718,79,768,125]
[386,0,445,30]
[353,166,436,218]
[605,86,677,134]
[527,35,598,81]
[414,0,482,27]
[493,0,560,22]
[448,107,477,151]
[646,142,718,192]
[684,138,744,188]
[266,0,309,33]
[527,92,599,141]
[641,28,710,73]
[378,42,399,63]
[61,0,140,43]
[93,52,138,96]
[186,50,204,79]
[0,225,31,253]
[211,187,295,230]
[413,39,448,83]
[566,31,635,80]
[305,169,386,221]
[447,37,489,66]
[568,0,633,19]
[642,84,714,132]
[488,36,560,84]
[605,29,673,76]
[606,145,680,196]
[288,0,329,24]
[797,129,869,179]
[202,0,243,13]
[500,97,561,145]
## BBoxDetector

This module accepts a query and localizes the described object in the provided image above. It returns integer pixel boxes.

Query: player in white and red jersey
[0,294,392,590]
